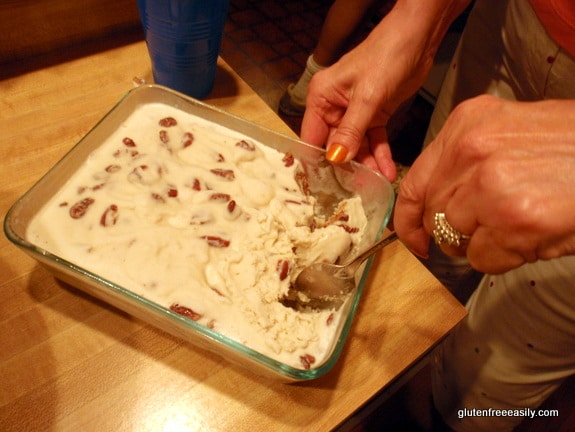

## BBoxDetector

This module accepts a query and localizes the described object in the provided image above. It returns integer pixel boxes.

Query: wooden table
[0,41,466,431]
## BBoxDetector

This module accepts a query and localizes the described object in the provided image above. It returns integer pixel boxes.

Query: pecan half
[276,259,290,281]
[227,200,237,213]
[122,137,136,147]
[182,132,194,148]
[339,224,360,234]
[69,197,95,219]
[210,168,235,180]
[201,236,230,248]
[105,164,122,173]
[282,152,295,167]
[236,140,255,151]
[209,193,231,202]
[159,117,177,127]
[151,193,165,203]
[167,186,178,197]
[170,304,202,321]
[100,204,119,227]
[300,354,316,370]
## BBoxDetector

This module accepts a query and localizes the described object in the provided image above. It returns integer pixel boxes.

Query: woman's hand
[394,95,575,274]
[300,0,471,181]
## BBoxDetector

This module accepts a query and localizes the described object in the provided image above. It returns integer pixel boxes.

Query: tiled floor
[221,0,333,134]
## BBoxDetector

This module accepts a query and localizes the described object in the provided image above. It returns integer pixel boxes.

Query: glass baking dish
[4,85,394,381]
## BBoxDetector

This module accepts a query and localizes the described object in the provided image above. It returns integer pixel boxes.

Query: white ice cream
[27,103,368,369]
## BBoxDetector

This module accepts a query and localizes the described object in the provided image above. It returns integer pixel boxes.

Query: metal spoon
[286,232,399,307]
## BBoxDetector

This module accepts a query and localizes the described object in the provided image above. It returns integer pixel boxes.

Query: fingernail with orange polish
[326,143,348,163]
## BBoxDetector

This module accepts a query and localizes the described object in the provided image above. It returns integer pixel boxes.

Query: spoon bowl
[286,232,399,308]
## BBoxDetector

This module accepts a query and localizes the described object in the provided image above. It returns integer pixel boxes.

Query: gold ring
[433,212,470,247]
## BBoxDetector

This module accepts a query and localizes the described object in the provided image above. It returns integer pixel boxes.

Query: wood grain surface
[0,41,466,431]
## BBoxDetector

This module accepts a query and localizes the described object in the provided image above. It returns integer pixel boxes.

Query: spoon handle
[346,231,399,275]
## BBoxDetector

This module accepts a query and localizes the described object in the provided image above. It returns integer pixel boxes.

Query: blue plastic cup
[137,0,230,99]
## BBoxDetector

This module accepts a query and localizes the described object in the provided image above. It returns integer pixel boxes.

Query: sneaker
[279,84,306,117]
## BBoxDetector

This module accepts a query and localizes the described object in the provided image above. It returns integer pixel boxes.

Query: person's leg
[313,0,379,66]
[433,257,575,431]
[279,0,379,116]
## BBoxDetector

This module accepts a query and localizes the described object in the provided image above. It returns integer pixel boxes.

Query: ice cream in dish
[26,102,369,369]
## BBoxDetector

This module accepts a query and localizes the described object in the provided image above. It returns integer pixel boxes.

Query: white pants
[422,0,575,430]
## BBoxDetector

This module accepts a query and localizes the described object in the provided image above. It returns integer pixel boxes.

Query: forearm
[356,0,472,107]
[388,0,472,60]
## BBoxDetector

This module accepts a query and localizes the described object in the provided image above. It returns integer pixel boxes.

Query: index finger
[393,142,442,257]
[301,107,331,148]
